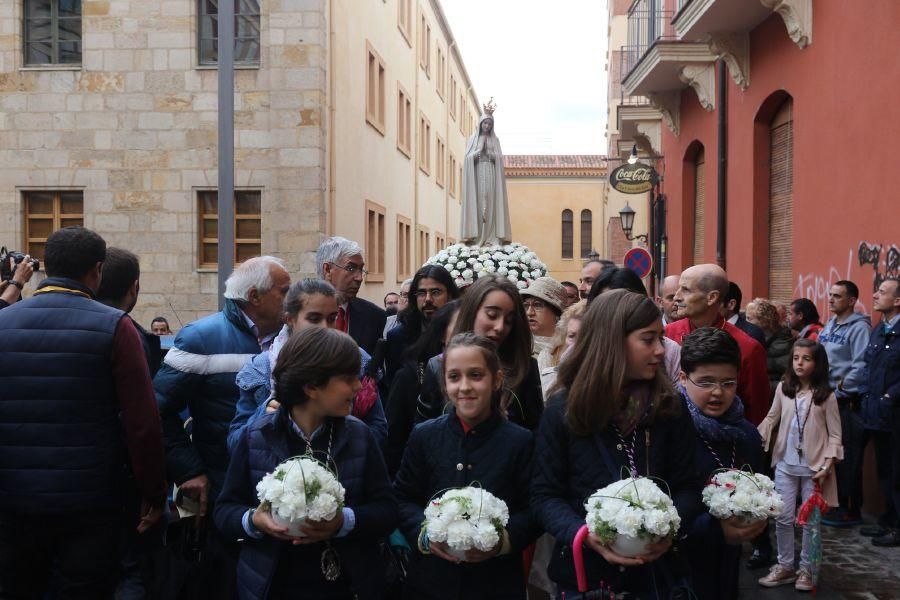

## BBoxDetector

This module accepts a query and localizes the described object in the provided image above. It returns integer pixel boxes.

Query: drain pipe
[716,59,727,269]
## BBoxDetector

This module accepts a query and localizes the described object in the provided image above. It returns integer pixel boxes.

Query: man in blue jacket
[820,280,871,527]
[154,255,290,594]
[861,278,900,546]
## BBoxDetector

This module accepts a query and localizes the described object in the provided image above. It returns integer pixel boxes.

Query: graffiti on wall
[857,241,900,292]
[794,241,898,318]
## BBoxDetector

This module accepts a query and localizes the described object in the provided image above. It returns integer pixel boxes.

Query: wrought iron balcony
[622,0,676,79]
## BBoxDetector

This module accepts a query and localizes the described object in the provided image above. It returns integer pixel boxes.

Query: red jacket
[666,317,772,425]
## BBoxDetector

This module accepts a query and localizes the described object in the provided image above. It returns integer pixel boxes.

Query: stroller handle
[573,524,591,592]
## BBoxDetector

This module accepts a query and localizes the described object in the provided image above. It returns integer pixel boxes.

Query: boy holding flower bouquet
[214,327,398,600]
[678,328,766,600]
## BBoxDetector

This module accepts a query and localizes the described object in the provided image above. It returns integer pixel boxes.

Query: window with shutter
[692,149,705,266]
[562,209,573,259]
[580,209,593,258]
[768,99,793,303]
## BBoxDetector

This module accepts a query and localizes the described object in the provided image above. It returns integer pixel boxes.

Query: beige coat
[758,383,844,507]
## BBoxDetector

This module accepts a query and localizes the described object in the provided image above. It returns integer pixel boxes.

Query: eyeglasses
[523,300,548,313]
[415,288,446,299]
[685,375,738,392]
[330,262,368,277]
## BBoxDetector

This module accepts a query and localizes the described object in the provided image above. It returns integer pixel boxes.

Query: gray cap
[520,276,565,314]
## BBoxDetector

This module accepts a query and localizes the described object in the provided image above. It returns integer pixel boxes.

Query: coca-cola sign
[609,163,658,194]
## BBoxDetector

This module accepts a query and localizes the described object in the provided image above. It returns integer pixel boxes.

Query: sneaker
[861,524,888,537]
[795,569,814,592]
[872,529,900,547]
[758,565,797,587]
[746,547,775,569]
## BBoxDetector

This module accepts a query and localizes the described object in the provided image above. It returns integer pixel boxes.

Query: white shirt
[727,314,739,326]
[239,308,276,352]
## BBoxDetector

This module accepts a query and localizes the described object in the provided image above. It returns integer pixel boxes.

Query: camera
[0,247,40,281]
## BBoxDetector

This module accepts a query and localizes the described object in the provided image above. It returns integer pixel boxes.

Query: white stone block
[139,112,175,130]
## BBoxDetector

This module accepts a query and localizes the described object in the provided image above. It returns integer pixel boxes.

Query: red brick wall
[607,217,632,265]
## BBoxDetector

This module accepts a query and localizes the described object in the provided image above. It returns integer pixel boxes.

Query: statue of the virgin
[461,98,511,246]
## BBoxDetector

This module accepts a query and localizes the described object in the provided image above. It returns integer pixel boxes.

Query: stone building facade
[0,0,478,328]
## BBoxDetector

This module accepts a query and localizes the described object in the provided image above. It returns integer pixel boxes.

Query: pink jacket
[758,383,843,507]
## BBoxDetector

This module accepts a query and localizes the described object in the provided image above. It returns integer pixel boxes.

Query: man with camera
[0,227,166,599]
[0,250,37,309]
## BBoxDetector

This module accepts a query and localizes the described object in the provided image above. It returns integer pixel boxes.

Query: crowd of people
[0,226,897,600]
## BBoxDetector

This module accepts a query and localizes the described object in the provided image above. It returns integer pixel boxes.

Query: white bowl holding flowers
[423,486,510,561]
[584,477,681,558]
[255,456,345,537]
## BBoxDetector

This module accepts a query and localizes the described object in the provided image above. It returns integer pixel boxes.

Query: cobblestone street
[740,524,900,599]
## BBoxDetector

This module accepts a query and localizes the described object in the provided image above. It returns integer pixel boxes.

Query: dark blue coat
[215,409,398,600]
[682,397,763,600]
[394,410,536,600]
[862,317,900,432]
[531,391,702,593]
[154,299,260,496]
[0,278,126,514]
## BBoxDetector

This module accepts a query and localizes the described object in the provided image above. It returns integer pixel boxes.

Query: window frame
[418,111,431,175]
[435,135,446,188]
[397,82,412,158]
[448,153,458,198]
[561,209,574,259]
[419,13,431,78]
[197,189,263,269]
[416,224,431,266]
[396,214,412,282]
[397,0,412,47]
[23,0,82,66]
[197,0,261,67]
[364,200,386,283]
[580,209,593,259]
[23,190,84,260]
[365,41,387,135]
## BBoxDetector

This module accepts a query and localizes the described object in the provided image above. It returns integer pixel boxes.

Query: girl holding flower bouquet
[531,290,702,598]
[215,327,398,600]
[677,327,765,599]
[757,339,842,591]
[394,333,535,599]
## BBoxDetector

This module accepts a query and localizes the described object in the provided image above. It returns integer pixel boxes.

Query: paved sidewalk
[739,524,900,599]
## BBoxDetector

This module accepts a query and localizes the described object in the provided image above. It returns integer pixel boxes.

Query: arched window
[692,148,706,266]
[561,209,573,259]
[580,209,592,258]
[768,97,793,302]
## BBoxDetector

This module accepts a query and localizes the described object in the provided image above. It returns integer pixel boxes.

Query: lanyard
[794,392,813,459]
[700,436,736,469]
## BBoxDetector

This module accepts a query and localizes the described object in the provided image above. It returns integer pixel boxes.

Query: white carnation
[584,477,680,544]
[424,487,509,557]
[255,457,345,528]
[702,470,783,522]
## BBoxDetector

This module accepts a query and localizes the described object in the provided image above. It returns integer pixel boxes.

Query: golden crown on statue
[482,97,496,116]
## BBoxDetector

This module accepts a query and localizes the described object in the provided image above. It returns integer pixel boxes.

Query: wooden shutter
[692,149,705,265]
[768,100,793,303]
[562,210,573,259]
[580,209,592,258]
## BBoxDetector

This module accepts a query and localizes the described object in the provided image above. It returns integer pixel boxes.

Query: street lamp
[627,144,639,164]
[618,203,648,244]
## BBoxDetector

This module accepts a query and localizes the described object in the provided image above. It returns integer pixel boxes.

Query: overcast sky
[442,0,609,155]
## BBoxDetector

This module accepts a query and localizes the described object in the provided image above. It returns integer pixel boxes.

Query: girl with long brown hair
[450,275,544,431]
[532,289,702,597]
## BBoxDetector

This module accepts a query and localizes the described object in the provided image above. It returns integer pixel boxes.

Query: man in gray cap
[520,276,566,359]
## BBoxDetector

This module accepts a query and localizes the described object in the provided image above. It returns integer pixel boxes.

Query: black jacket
[394,410,535,600]
[734,315,766,348]
[385,359,424,476]
[531,391,702,592]
[764,327,794,394]
[348,297,387,356]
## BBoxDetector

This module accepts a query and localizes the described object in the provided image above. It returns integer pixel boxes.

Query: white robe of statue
[461,114,512,246]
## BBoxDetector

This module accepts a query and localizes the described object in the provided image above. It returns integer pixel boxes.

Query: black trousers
[0,512,121,600]
[835,399,865,513]
[855,429,896,524]
[891,405,900,526]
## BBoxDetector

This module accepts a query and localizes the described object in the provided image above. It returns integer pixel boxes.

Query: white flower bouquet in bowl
[424,486,510,561]
[702,470,783,523]
[584,477,681,558]
[256,456,345,537]
[426,242,548,289]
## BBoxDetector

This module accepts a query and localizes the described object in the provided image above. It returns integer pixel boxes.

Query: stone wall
[0,0,328,329]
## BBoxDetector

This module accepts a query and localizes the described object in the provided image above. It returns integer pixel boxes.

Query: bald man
[656,275,681,326]
[666,264,770,425]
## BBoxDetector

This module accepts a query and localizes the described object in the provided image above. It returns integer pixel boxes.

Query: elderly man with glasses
[316,236,385,355]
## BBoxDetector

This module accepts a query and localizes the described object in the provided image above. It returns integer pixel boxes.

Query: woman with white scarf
[227,279,387,454]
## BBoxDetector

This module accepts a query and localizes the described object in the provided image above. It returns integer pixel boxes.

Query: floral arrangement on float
[256,456,345,536]
[702,469,783,523]
[426,242,548,289]
[584,477,681,558]
[423,486,510,560]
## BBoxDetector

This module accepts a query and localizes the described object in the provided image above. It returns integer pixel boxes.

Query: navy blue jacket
[394,410,536,599]
[0,278,126,514]
[735,315,766,349]
[215,409,398,599]
[682,397,763,600]
[862,316,900,431]
[531,391,702,592]
[154,299,260,496]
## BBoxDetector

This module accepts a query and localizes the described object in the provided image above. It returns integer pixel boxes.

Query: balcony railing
[622,0,676,79]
